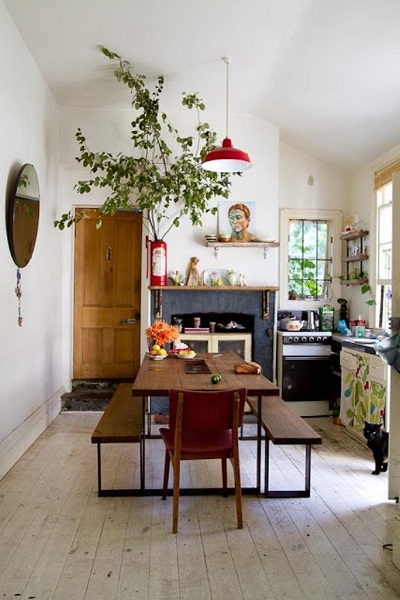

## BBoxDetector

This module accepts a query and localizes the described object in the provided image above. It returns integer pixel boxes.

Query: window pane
[288,219,331,301]
[378,243,391,280]
[288,221,303,258]
[379,204,392,244]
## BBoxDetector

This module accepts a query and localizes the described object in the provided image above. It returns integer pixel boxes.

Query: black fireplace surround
[171,312,255,334]
[150,289,276,379]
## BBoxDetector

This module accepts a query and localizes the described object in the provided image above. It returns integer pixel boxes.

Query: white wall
[0,2,63,478]
[279,143,350,212]
[278,143,350,310]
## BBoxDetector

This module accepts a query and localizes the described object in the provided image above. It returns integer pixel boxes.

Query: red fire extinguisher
[146,237,167,286]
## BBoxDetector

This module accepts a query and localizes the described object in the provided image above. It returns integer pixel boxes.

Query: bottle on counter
[355,315,366,338]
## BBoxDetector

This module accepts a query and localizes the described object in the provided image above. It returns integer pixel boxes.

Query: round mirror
[7,164,40,268]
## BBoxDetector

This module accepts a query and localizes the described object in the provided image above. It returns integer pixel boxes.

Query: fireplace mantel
[149,286,279,291]
[150,286,279,321]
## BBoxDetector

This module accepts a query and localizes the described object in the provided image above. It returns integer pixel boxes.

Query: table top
[132,352,279,396]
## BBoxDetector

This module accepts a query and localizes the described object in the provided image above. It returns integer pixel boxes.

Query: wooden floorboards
[0,413,400,599]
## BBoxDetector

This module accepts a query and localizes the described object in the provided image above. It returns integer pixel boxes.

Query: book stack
[183,327,210,333]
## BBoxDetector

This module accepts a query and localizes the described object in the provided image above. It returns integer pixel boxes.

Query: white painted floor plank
[0,414,399,599]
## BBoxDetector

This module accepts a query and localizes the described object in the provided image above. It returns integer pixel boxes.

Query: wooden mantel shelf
[149,286,279,320]
[149,286,280,291]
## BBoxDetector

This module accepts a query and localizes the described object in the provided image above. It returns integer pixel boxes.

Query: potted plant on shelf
[54,46,232,284]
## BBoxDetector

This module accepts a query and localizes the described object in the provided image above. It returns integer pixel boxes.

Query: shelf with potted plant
[340,229,369,285]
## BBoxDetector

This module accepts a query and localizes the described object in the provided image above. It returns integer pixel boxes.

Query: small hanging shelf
[206,241,279,259]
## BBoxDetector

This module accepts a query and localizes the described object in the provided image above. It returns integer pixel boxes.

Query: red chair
[159,388,247,533]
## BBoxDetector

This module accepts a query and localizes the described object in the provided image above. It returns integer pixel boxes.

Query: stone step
[61,380,128,412]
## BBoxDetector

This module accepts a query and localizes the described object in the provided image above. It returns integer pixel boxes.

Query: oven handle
[282,356,330,361]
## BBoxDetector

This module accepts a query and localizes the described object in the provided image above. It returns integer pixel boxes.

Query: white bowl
[147,352,168,360]
[175,352,197,359]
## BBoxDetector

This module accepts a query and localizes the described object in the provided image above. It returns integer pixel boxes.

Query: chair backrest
[168,388,247,433]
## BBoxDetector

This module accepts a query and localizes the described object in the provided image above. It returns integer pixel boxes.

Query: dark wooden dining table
[131,351,279,496]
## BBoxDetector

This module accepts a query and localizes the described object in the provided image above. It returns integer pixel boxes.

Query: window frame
[376,182,392,286]
[375,181,392,329]
[280,208,342,310]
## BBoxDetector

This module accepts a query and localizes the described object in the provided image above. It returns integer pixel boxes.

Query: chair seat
[160,427,233,457]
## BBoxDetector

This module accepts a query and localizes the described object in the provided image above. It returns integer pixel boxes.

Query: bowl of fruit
[175,349,197,359]
[169,342,196,359]
[147,344,169,360]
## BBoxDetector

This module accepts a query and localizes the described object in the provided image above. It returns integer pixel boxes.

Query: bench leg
[264,442,313,498]
[96,443,102,496]
[305,444,311,496]
[141,396,146,490]
[264,438,270,496]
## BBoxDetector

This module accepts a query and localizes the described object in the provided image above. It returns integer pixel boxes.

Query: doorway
[73,208,142,380]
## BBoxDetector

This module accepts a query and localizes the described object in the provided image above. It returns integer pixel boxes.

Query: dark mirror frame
[6,163,40,268]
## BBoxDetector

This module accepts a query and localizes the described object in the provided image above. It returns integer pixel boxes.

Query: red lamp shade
[202,137,252,173]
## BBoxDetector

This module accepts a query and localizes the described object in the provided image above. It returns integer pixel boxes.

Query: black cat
[363,422,389,475]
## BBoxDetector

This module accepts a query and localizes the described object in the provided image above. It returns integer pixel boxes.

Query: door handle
[120,318,138,325]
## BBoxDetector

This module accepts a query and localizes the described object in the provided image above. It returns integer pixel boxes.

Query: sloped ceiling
[4,0,400,170]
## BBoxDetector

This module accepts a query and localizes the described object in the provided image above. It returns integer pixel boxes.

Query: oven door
[281,356,331,402]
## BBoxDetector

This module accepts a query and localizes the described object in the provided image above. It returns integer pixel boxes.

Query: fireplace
[150,288,276,379]
[171,312,254,334]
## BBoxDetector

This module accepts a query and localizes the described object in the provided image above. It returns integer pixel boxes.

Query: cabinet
[339,347,387,442]
[340,229,369,285]
[177,332,252,361]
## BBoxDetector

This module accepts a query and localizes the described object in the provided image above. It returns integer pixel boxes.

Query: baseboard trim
[0,388,63,481]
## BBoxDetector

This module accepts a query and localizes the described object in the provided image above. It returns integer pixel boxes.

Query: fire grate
[184,359,212,374]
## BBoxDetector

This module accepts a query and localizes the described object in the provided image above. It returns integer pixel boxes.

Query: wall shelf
[340,278,369,286]
[340,230,369,286]
[340,229,369,241]
[206,241,279,259]
[342,254,369,263]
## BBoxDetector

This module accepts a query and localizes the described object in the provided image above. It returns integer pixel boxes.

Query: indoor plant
[54,46,231,240]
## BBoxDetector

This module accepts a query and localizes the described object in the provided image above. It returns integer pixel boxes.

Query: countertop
[332,332,378,355]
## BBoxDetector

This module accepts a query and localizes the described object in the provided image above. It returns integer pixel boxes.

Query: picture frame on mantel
[218,200,257,242]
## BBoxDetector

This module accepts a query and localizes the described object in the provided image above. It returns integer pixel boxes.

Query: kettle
[306,310,317,331]
[281,316,307,331]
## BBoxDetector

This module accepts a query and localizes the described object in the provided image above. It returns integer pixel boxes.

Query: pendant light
[202,57,252,173]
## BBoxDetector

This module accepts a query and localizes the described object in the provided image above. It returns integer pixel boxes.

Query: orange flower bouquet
[145,320,180,349]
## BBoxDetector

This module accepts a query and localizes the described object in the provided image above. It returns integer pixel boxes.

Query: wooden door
[73,208,142,379]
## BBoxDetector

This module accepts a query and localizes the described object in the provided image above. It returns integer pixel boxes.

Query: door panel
[73,208,142,379]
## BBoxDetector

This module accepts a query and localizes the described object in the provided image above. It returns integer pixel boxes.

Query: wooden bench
[91,383,143,496]
[247,396,322,498]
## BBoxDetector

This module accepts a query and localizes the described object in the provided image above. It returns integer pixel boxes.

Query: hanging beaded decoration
[15,268,23,326]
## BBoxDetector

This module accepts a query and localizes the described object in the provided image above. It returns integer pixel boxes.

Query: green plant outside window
[288,219,332,301]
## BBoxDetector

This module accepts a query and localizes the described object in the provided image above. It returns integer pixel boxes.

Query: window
[280,209,341,309]
[376,181,392,329]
